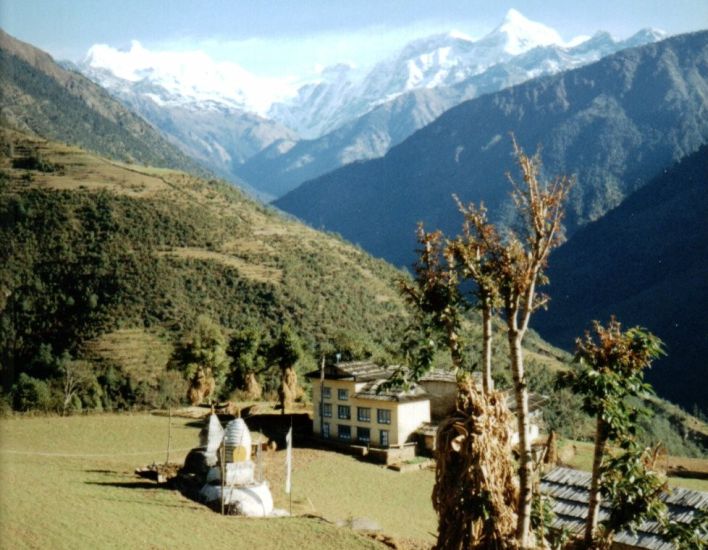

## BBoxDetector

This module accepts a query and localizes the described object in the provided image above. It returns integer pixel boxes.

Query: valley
[0,5,706,547]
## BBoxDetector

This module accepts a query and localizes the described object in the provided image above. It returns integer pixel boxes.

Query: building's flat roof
[307,361,429,402]
[305,360,392,381]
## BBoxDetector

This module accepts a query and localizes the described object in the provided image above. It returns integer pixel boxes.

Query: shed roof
[306,361,429,402]
[305,360,392,382]
[541,466,708,550]
[355,379,429,403]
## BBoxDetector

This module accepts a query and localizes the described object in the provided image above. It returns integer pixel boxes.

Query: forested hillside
[535,145,708,414]
[276,31,708,268]
[0,129,409,410]
[0,30,203,175]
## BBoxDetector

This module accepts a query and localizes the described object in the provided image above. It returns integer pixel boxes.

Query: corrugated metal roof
[541,466,708,550]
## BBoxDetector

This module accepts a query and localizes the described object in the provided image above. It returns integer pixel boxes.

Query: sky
[1,0,707,79]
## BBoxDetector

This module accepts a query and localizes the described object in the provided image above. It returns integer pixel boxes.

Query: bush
[13,373,53,412]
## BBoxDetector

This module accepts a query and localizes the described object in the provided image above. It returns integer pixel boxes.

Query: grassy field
[0,413,435,549]
[557,438,708,492]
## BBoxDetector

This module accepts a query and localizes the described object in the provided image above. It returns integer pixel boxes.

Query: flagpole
[286,417,293,515]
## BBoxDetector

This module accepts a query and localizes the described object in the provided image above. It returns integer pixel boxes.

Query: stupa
[197,415,274,517]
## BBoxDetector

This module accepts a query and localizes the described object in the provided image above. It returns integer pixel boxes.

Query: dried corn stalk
[433,378,519,549]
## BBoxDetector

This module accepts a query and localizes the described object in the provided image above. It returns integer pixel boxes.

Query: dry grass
[0,414,385,549]
[84,329,173,385]
[158,247,283,285]
[557,438,708,491]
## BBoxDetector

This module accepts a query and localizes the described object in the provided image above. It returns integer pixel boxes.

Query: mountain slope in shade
[275,31,708,269]
[0,29,203,175]
[240,27,665,198]
[534,145,708,414]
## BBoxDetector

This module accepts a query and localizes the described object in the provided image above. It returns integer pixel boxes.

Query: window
[338,405,351,420]
[357,427,371,444]
[380,430,389,448]
[338,388,349,401]
[338,425,351,441]
[322,423,330,438]
[322,402,332,418]
[377,408,391,424]
[357,407,371,422]
[322,386,331,399]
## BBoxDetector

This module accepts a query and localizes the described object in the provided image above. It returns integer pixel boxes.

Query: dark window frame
[338,404,351,420]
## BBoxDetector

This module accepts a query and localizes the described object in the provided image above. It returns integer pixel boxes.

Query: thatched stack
[278,366,302,411]
[244,372,262,400]
[432,378,519,549]
[187,366,216,405]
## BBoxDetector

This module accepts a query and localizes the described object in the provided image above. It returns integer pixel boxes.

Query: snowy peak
[82,40,295,114]
[480,8,564,55]
[622,27,668,48]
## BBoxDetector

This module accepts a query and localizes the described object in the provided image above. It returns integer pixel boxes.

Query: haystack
[432,378,518,549]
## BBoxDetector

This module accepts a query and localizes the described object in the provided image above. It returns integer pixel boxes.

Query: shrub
[13,373,53,412]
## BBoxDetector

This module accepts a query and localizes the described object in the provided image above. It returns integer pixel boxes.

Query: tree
[57,354,93,415]
[228,326,266,398]
[269,326,302,414]
[447,198,502,393]
[400,225,464,373]
[402,139,571,548]
[560,318,666,547]
[176,315,230,405]
[486,139,571,547]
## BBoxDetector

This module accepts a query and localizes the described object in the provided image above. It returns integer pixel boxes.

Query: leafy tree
[12,372,52,412]
[175,315,230,404]
[448,197,502,393]
[559,318,666,547]
[268,325,303,414]
[400,225,463,373]
[228,326,265,390]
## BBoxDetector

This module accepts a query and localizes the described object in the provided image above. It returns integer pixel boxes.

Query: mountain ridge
[0,29,204,176]
[238,27,665,198]
[274,30,708,267]
[535,145,708,414]
[69,12,665,199]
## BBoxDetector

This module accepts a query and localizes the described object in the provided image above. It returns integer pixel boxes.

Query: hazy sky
[1,0,707,77]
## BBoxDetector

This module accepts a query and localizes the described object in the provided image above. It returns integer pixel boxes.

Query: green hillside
[0,129,703,460]
[0,128,409,409]
[0,29,204,176]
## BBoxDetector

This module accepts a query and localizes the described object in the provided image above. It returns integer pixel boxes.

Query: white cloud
[85,40,299,113]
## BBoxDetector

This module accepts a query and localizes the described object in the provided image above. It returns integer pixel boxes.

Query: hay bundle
[432,378,518,549]
[244,372,262,400]
[278,366,301,411]
[187,366,216,405]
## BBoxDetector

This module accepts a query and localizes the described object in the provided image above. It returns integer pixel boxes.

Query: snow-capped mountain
[82,40,294,114]
[236,22,667,198]
[73,46,298,199]
[73,8,667,199]
[268,9,579,137]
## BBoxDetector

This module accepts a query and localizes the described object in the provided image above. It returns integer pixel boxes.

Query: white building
[307,361,431,453]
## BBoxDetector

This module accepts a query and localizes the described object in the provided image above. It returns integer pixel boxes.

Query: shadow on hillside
[85,480,171,490]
